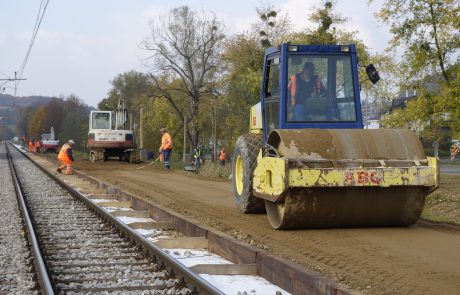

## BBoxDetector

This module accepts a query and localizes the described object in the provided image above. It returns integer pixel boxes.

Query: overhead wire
[15,0,50,92]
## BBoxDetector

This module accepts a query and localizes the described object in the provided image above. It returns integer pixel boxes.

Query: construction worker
[288,61,327,121]
[57,140,75,175]
[28,138,34,152]
[35,139,41,153]
[219,147,226,166]
[21,136,26,148]
[159,128,173,169]
[193,147,201,169]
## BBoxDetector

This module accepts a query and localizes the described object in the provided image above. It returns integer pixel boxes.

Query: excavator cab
[233,43,439,229]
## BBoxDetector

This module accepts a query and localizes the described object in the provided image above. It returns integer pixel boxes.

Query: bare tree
[142,6,225,150]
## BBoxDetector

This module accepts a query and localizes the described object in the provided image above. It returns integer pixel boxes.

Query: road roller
[232,43,439,229]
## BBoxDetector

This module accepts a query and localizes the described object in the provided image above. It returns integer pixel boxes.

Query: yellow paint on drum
[288,165,437,188]
[253,154,285,198]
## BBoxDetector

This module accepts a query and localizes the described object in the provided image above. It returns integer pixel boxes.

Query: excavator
[87,99,139,163]
[232,43,439,229]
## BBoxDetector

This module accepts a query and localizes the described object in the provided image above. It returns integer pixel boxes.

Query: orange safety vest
[161,132,173,150]
[58,143,72,164]
[288,74,323,107]
[28,141,34,151]
[219,149,226,161]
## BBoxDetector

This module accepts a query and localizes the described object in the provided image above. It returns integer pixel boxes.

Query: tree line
[15,0,460,159]
[16,95,91,150]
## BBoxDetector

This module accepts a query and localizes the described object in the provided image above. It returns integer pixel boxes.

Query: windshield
[287,54,357,122]
[91,112,111,129]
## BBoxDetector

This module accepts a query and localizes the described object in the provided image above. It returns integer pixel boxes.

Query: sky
[0,0,391,107]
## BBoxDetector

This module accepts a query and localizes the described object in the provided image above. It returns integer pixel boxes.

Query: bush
[198,161,232,179]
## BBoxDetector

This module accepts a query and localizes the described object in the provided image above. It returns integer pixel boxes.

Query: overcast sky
[0,0,390,107]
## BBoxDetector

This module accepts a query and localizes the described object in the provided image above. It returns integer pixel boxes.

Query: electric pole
[0,72,27,96]
[0,72,27,126]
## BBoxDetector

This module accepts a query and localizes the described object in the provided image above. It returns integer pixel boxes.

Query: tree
[219,33,264,150]
[16,106,36,138]
[142,6,225,151]
[43,98,67,136]
[28,107,47,139]
[253,3,291,48]
[98,71,152,125]
[306,0,347,45]
[59,95,90,150]
[375,0,459,84]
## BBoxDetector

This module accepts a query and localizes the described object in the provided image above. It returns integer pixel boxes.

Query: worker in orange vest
[28,138,34,152]
[159,128,173,169]
[35,140,41,153]
[57,140,75,175]
[219,147,226,166]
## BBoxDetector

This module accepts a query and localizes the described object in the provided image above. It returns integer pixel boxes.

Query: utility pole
[0,72,27,126]
[139,107,143,150]
[0,72,27,96]
[183,114,187,165]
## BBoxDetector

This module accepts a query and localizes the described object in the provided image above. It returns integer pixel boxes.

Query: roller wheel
[265,187,427,229]
[232,134,266,214]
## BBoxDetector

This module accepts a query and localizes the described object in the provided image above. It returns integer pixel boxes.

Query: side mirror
[366,64,380,84]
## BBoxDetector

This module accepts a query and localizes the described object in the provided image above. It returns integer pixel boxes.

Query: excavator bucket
[253,129,439,229]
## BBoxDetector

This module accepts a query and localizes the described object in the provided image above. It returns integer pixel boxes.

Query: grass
[197,161,232,179]
[422,174,460,225]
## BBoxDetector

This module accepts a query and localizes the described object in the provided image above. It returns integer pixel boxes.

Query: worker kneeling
[57,140,75,175]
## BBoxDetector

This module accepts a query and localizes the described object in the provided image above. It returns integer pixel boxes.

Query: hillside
[0,94,54,108]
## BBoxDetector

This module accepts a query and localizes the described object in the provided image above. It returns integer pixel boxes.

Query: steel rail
[8,142,224,295]
[5,142,55,295]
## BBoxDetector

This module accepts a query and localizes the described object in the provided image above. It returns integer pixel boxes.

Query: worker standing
[193,147,201,169]
[159,128,173,169]
[219,147,226,166]
[57,140,75,175]
[28,138,34,152]
[35,139,41,153]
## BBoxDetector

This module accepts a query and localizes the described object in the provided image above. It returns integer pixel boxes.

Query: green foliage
[17,94,91,151]
[220,34,264,151]
[57,95,89,150]
[382,69,460,144]
[253,3,291,48]
[16,106,36,137]
[28,106,47,139]
[98,70,152,126]
[304,0,347,45]
[43,98,67,135]
[375,0,459,84]
[376,0,460,143]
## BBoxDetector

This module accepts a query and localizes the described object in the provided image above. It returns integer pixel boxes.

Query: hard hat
[68,139,75,144]
[160,128,166,133]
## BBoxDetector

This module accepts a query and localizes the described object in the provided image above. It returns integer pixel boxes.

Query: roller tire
[232,133,266,214]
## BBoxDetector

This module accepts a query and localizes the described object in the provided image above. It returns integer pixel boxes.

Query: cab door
[262,56,281,141]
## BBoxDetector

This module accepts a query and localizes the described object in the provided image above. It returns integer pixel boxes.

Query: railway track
[0,144,40,293]
[3,142,222,294]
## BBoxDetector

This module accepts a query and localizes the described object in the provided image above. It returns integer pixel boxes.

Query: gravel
[0,144,38,294]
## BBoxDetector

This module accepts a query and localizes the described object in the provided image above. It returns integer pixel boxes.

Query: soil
[37,154,460,295]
